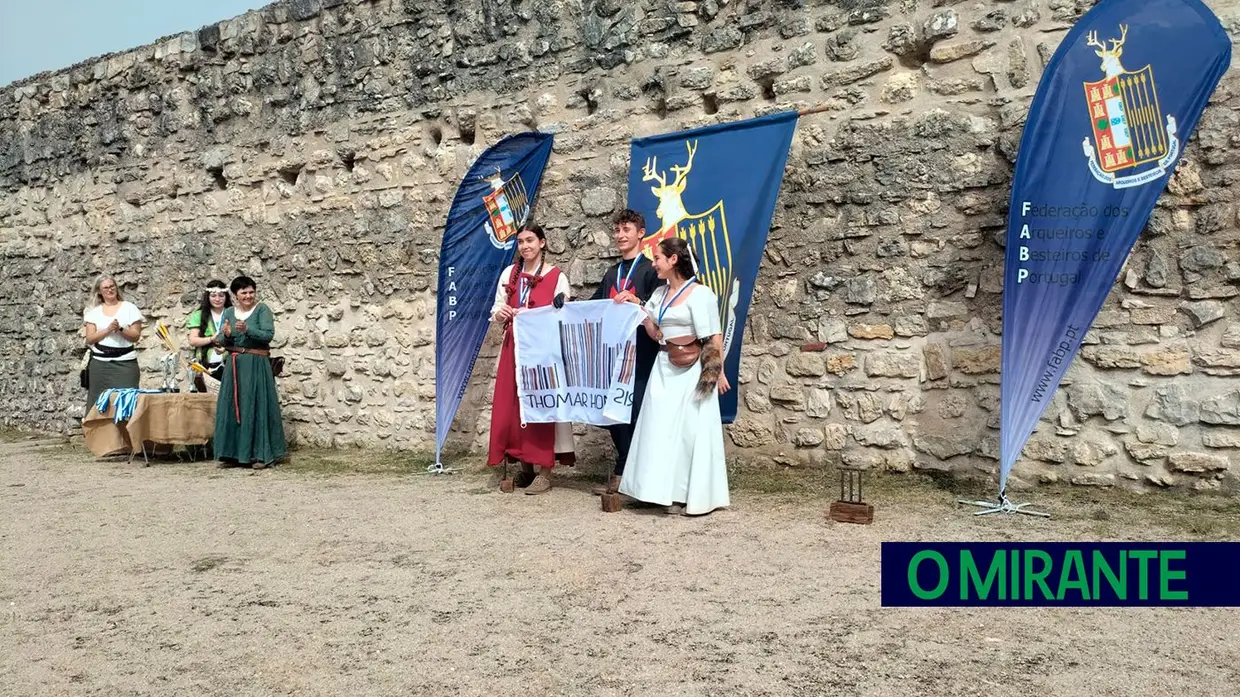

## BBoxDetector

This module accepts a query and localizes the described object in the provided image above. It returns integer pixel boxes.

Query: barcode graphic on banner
[521,364,560,391]
[616,340,636,384]
[559,319,636,389]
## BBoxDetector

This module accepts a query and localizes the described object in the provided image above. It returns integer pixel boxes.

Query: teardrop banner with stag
[627,112,798,423]
[998,0,1230,496]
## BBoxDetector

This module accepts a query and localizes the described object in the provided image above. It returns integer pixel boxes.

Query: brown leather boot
[590,475,621,496]
[525,467,553,495]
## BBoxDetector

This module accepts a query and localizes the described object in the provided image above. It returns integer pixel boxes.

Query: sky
[0,0,270,87]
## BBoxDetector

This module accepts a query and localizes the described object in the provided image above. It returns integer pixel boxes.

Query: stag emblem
[634,139,742,355]
[1086,24,1128,77]
[641,140,698,236]
[1079,24,1180,189]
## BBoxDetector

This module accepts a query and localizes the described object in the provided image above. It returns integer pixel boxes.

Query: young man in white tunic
[611,237,731,516]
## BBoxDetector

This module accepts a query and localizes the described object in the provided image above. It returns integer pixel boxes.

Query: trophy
[159,353,180,392]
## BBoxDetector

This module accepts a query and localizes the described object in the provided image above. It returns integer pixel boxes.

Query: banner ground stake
[958,494,1050,518]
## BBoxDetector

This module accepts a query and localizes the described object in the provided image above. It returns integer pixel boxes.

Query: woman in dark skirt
[212,276,286,469]
[82,275,144,416]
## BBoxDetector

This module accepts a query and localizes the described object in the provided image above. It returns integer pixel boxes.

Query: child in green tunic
[213,276,287,468]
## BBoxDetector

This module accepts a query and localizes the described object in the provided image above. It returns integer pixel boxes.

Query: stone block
[849,324,894,340]
[807,388,833,418]
[1136,422,1179,447]
[1200,390,1240,426]
[1025,437,1068,463]
[727,415,776,448]
[769,383,806,409]
[1220,324,1240,349]
[1080,346,1142,369]
[854,423,907,449]
[1071,474,1116,487]
[819,319,848,344]
[1202,430,1240,448]
[822,424,849,450]
[865,351,921,378]
[1167,451,1231,473]
[821,58,893,88]
[837,391,885,424]
[951,345,1001,374]
[1072,440,1117,467]
[786,352,827,377]
[1141,345,1193,376]
[929,40,995,64]
[922,342,947,379]
[972,10,1008,32]
[923,10,958,42]
[793,427,824,447]
[913,434,975,460]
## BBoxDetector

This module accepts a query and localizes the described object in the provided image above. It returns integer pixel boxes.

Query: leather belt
[226,347,272,422]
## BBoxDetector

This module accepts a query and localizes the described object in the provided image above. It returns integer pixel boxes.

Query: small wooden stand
[829,468,873,524]
[601,491,623,512]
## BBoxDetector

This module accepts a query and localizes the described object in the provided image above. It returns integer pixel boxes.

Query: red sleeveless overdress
[487,264,572,468]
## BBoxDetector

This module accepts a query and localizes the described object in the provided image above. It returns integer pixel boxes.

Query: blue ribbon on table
[94,388,163,423]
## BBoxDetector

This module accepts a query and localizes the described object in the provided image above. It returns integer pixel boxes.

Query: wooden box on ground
[601,492,623,512]
[829,500,873,525]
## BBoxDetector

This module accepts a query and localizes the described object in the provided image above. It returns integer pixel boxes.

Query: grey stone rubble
[0,0,1237,491]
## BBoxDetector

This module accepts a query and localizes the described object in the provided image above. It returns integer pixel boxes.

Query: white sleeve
[690,289,722,338]
[124,302,145,326]
[644,286,664,314]
[555,271,571,300]
[489,268,510,322]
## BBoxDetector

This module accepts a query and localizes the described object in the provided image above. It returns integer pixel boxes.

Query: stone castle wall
[1,0,1238,490]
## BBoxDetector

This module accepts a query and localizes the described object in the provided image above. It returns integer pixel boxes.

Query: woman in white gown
[614,237,731,515]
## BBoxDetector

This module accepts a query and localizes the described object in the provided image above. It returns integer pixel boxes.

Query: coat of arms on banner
[482,170,532,249]
[637,141,743,355]
[1080,25,1181,189]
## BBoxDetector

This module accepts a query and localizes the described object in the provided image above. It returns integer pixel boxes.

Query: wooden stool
[828,468,873,524]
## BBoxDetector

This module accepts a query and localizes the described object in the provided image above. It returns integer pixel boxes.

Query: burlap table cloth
[83,393,217,457]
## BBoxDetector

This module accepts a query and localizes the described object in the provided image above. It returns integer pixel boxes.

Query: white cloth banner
[513,299,646,426]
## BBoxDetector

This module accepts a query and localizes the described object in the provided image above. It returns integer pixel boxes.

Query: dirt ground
[2,437,1239,697]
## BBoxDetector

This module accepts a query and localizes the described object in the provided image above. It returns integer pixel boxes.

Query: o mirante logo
[881,543,1239,607]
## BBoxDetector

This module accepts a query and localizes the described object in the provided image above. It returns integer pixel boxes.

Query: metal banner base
[418,461,463,475]
[959,494,1050,518]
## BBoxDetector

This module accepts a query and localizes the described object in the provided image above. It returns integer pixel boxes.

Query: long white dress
[618,284,730,515]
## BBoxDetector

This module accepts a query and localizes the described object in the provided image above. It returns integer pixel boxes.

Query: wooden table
[83,392,218,462]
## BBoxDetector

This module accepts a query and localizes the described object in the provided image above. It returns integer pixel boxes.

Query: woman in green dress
[212,276,286,469]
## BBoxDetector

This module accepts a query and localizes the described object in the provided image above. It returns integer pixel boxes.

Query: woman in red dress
[488,224,575,494]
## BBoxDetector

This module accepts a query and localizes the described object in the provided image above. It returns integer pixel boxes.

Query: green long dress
[213,303,287,465]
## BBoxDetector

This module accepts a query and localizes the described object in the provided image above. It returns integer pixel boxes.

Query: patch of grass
[0,426,58,444]
[726,460,1240,538]
[280,447,471,477]
[1050,486,1240,538]
[728,462,985,505]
